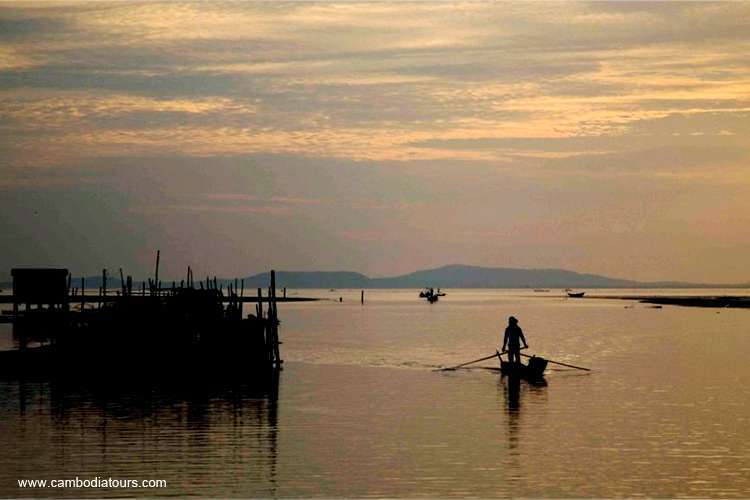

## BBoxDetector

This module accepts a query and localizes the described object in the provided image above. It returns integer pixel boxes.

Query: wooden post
[64,271,71,312]
[361,290,364,304]
[102,269,107,297]
[283,287,286,298]
[154,250,160,287]
[119,268,126,296]
[257,288,263,318]
[270,270,281,365]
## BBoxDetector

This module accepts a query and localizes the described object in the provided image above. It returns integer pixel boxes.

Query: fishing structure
[0,252,316,376]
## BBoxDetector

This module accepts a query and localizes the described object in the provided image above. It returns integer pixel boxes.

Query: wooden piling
[64,272,71,312]
[270,270,281,365]
[119,268,126,296]
[154,250,160,286]
[361,290,364,304]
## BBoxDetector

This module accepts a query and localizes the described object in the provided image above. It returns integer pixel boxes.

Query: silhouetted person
[502,316,528,365]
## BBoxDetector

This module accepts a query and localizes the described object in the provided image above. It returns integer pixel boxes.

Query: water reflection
[500,374,547,413]
[2,370,281,497]
[500,374,548,452]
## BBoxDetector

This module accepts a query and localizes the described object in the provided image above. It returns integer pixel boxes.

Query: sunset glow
[2,1,749,282]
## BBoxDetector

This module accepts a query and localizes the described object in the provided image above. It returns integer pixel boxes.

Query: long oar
[435,351,503,371]
[520,352,590,371]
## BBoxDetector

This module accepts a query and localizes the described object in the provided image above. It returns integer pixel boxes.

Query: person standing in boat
[502,316,528,365]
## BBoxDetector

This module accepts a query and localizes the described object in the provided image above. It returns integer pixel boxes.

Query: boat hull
[500,357,547,381]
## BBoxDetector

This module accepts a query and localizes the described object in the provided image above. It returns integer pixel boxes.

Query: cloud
[2,2,750,281]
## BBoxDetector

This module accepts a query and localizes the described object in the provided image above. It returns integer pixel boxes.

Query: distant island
[243,265,749,289]
[2,264,749,290]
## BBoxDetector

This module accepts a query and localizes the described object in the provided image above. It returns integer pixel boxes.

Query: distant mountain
[239,264,734,289]
[241,271,370,289]
[243,265,750,289]
[2,264,748,290]
[367,264,639,288]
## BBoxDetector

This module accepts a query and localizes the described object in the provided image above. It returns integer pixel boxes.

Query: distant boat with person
[567,291,585,298]
[419,287,445,302]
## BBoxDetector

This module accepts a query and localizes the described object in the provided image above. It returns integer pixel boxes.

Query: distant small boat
[500,356,547,381]
[567,291,585,298]
[420,287,444,301]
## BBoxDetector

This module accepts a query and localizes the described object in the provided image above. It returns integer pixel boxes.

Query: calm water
[2,289,750,497]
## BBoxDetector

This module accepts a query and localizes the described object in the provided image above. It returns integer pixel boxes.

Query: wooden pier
[0,264,314,375]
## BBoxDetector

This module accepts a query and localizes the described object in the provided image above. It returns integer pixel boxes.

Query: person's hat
[508,316,518,324]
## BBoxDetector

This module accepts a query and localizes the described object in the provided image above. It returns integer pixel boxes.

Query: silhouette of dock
[0,256,319,375]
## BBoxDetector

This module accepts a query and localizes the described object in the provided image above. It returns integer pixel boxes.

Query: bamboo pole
[154,250,160,287]
[270,270,281,365]
[119,268,126,296]
[435,351,503,371]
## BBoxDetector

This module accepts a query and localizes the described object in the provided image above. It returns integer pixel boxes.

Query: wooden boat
[499,356,548,381]
[420,288,443,301]
[567,291,585,298]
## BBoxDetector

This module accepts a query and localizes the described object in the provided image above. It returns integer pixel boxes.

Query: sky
[1,1,749,283]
